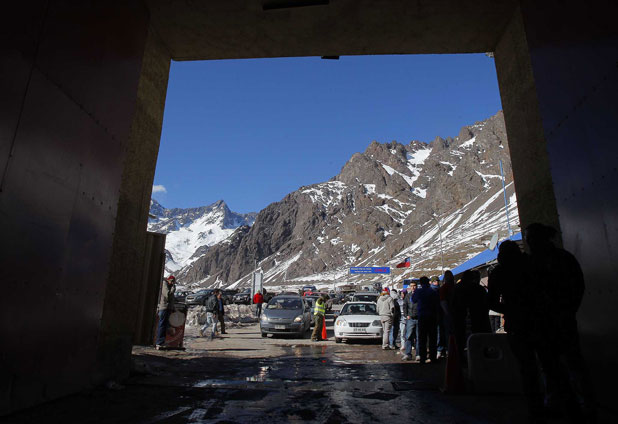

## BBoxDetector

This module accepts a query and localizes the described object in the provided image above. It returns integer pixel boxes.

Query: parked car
[185,289,215,306]
[334,301,382,343]
[233,288,251,305]
[174,290,189,303]
[302,284,317,294]
[260,295,311,338]
[351,291,379,303]
[221,289,238,305]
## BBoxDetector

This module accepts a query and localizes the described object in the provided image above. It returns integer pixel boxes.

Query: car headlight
[294,315,303,322]
[261,315,269,322]
[371,320,381,327]
[336,319,347,326]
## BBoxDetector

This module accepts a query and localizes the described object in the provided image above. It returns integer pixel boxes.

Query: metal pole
[434,216,445,274]
[499,159,513,237]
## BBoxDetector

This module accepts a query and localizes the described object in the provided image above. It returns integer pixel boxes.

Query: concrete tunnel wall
[0,0,155,414]
[1,0,617,415]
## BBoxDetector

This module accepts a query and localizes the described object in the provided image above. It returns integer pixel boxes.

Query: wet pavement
[5,314,532,423]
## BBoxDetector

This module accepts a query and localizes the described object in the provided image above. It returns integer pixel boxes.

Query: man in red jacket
[253,290,265,317]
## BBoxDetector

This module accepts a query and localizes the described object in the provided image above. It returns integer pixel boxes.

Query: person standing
[402,282,419,361]
[431,276,447,359]
[488,240,556,422]
[156,276,176,349]
[389,289,400,348]
[398,290,407,352]
[214,289,227,334]
[412,276,440,363]
[439,270,456,338]
[377,288,396,350]
[200,291,219,340]
[525,223,595,421]
[311,295,326,341]
[451,270,491,361]
[253,290,265,317]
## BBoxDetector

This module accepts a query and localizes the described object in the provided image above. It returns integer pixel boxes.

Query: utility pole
[423,212,445,274]
[499,159,513,237]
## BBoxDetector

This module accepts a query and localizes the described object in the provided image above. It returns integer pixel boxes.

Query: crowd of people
[375,223,596,423]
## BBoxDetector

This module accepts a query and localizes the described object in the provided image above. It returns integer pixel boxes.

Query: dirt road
[5,311,535,423]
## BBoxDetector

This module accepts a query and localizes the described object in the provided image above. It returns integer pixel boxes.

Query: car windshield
[353,294,378,302]
[267,298,302,310]
[341,303,378,315]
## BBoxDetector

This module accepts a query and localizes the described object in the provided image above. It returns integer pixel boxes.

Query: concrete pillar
[496,1,618,408]
[0,0,149,414]
[494,8,561,235]
[96,25,171,382]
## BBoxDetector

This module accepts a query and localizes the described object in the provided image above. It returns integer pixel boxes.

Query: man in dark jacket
[402,282,419,361]
[525,223,595,421]
[156,276,176,349]
[412,276,440,363]
[214,290,226,334]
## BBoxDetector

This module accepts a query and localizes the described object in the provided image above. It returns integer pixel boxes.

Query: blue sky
[153,54,502,213]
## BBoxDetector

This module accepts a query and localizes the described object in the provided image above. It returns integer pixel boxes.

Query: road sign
[349,267,391,274]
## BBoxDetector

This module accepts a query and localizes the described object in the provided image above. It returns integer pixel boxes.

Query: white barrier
[467,333,522,393]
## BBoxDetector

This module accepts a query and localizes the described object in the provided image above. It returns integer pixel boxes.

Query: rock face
[174,111,519,288]
[148,199,257,274]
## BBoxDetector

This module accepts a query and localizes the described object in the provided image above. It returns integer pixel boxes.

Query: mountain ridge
[167,110,519,289]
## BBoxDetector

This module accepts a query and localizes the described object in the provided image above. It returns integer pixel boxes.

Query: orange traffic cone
[321,316,328,340]
[442,334,465,394]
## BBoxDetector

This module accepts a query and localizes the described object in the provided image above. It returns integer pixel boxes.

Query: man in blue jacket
[412,276,440,363]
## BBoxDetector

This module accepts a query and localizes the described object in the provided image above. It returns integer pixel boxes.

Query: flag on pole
[396,257,411,268]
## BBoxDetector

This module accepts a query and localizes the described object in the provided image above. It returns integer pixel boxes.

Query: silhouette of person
[451,269,491,362]
[488,240,557,422]
[525,223,596,422]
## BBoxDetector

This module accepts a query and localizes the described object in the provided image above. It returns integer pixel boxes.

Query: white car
[334,301,382,343]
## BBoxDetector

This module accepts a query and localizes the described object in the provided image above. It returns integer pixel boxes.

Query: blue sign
[349,267,391,274]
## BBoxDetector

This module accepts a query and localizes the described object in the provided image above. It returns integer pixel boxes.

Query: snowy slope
[148,200,256,273]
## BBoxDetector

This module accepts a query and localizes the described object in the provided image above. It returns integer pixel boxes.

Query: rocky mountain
[148,199,257,274]
[174,111,520,289]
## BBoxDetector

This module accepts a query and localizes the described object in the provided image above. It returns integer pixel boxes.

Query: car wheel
[261,332,267,338]
[335,337,342,343]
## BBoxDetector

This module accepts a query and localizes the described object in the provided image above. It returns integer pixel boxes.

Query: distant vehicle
[232,288,251,305]
[334,302,382,343]
[260,295,311,338]
[185,289,215,306]
[302,285,317,293]
[351,292,379,303]
[174,290,189,303]
[221,289,238,305]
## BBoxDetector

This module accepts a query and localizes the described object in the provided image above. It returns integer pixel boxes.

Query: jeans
[404,318,418,356]
[380,316,393,348]
[399,320,407,348]
[437,315,446,353]
[156,309,170,345]
[256,303,262,317]
[418,315,437,361]
[389,316,399,347]
[200,312,218,337]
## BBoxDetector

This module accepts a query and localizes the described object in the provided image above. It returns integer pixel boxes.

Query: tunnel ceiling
[146,0,518,60]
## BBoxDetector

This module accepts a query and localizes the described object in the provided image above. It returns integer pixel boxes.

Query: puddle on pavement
[245,365,271,382]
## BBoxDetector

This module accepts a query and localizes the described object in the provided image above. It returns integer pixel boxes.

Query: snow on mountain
[174,111,519,290]
[148,200,256,273]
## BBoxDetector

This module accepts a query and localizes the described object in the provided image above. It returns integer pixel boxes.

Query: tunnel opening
[2,0,616,419]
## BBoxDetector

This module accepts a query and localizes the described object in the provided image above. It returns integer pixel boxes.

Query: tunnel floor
[6,318,531,423]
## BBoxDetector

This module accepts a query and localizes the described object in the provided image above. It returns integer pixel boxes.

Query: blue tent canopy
[449,233,522,277]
